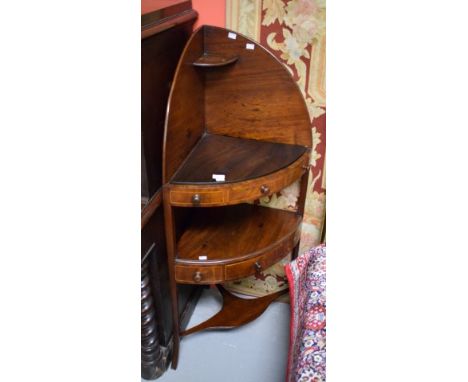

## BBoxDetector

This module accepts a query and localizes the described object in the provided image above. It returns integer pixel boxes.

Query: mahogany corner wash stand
[162,25,312,368]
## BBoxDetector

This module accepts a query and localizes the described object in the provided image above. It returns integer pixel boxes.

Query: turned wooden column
[141,250,168,379]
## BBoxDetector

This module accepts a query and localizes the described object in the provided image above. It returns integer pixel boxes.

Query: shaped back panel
[164,26,312,183]
[203,26,311,147]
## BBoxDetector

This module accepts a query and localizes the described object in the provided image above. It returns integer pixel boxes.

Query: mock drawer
[169,190,225,206]
[225,250,286,281]
[175,264,224,284]
[229,182,278,203]
[224,227,299,281]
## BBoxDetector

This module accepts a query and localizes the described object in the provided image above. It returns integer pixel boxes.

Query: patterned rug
[285,244,326,382]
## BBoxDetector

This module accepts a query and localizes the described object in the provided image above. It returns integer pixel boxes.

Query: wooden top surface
[176,204,301,263]
[141,0,192,28]
[171,133,306,184]
[141,0,190,16]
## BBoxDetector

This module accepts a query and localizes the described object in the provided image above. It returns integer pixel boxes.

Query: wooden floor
[150,287,291,382]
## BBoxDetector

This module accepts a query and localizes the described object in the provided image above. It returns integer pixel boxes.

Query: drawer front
[224,236,296,281]
[227,156,309,204]
[175,264,224,284]
[229,178,288,203]
[169,190,225,206]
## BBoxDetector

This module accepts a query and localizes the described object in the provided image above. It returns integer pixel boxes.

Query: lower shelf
[181,285,288,336]
[175,204,301,284]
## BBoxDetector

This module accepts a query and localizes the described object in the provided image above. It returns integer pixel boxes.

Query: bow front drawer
[169,190,225,206]
[175,264,224,284]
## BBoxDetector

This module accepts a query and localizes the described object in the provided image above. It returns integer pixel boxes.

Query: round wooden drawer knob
[192,194,201,205]
[254,262,262,273]
[193,271,203,282]
[260,185,270,194]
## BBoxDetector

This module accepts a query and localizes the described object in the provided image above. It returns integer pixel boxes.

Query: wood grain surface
[171,133,306,184]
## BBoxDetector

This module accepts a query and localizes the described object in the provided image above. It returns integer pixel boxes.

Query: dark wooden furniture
[141,1,198,379]
[142,0,198,202]
[162,25,312,369]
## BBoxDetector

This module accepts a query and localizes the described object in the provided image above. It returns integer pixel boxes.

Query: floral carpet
[285,244,326,382]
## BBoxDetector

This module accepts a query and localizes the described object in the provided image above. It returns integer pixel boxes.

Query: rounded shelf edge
[192,54,239,67]
[167,151,310,207]
[174,221,301,284]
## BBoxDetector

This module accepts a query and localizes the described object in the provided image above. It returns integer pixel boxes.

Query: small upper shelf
[171,133,307,184]
[192,53,239,67]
